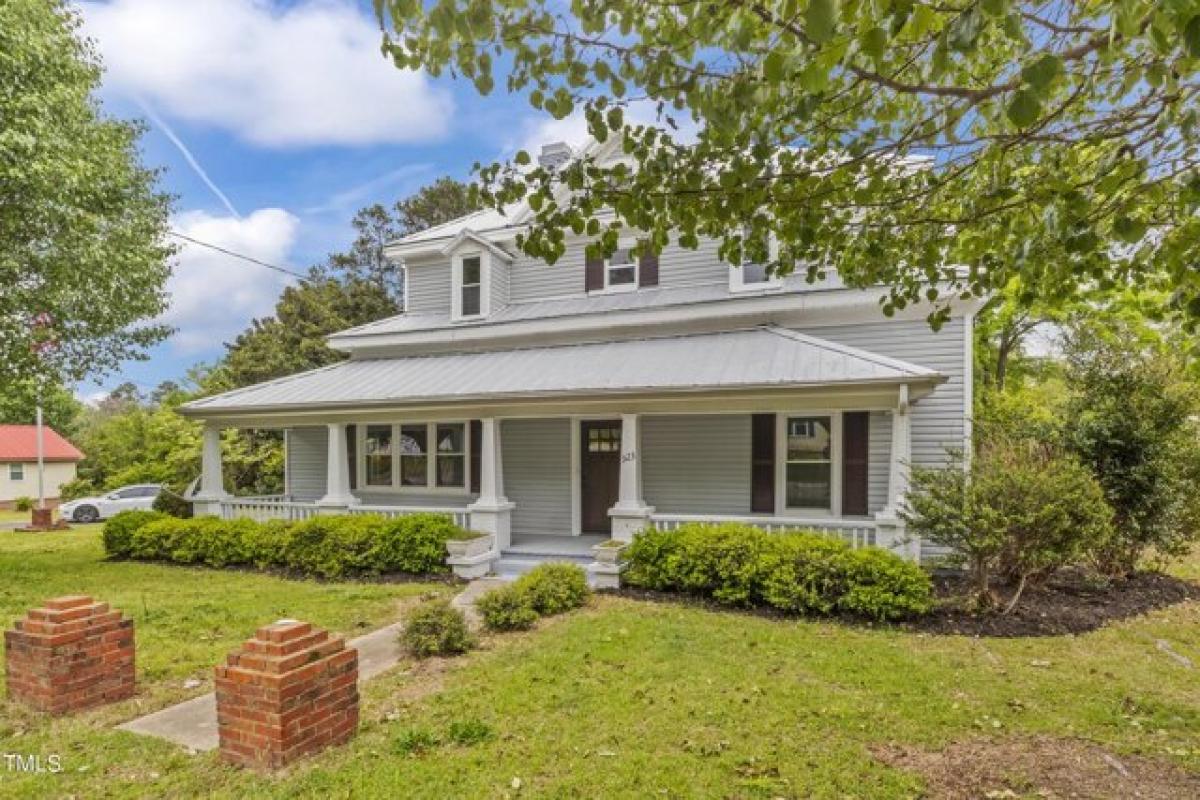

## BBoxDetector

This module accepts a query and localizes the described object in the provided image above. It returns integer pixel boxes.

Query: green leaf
[514,150,531,166]
[763,50,787,83]
[1113,215,1147,244]
[805,0,839,44]
[1186,15,1200,59]
[1006,88,1042,128]
[860,27,888,61]
[799,62,830,93]
[1021,54,1062,90]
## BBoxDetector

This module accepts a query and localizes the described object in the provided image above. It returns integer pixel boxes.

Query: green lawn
[1,530,1197,798]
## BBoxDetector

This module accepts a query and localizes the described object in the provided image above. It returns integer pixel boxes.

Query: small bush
[513,562,590,615]
[624,523,933,621]
[401,599,472,658]
[152,487,193,518]
[476,584,538,631]
[102,510,169,559]
[446,719,495,746]
[12,496,34,512]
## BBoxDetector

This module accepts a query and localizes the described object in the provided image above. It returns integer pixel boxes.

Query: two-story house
[181,138,979,574]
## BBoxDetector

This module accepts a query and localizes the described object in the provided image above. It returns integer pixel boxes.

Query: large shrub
[476,584,538,631]
[152,487,193,519]
[401,599,472,658]
[102,510,168,558]
[99,510,461,578]
[1060,325,1200,575]
[624,523,932,621]
[904,438,1113,611]
[512,563,590,615]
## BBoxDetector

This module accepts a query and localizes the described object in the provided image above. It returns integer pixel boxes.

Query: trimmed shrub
[513,563,590,615]
[401,599,472,658]
[13,496,34,512]
[623,523,933,622]
[280,515,383,578]
[368,513,460,574]
[476,584,538,631]
[152,488,193,519]
[102,510,169,558]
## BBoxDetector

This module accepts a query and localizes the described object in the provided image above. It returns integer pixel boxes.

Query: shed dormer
[441,230,512,321]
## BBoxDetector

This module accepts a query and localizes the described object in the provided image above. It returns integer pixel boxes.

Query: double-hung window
[604,246,638,290]
[784,415,833,511]
[9,463,24,481]
[729,227,782,292]
[359,422,469,492]
[452,251,488,320]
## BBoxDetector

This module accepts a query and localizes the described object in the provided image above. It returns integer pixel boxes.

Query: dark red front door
[581,420,622,534]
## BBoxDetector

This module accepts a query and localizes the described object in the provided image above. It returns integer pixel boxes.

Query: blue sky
[75,0,592,402]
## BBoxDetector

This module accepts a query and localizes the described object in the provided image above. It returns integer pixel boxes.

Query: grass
[0,530,1197,798]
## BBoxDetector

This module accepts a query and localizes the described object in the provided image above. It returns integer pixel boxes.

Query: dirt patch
[874,736,1200,799]
[911,570,1200,637]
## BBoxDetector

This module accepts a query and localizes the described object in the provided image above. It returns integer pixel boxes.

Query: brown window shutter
[638,250,659,287]
[345,425,357,491]
[469,420,482,493]
[751,414,775,513]
[585,255,604,292]
[841,412,869,516]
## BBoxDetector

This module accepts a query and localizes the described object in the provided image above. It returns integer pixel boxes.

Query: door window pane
[435,423,466,487]
[399,424,428,486]
[785,416,832,510]
[365,425,393,487]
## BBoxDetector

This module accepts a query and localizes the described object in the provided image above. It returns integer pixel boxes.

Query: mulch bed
[911,569,1200,637]
[873,735,1200,799]
[607,569,1200,638]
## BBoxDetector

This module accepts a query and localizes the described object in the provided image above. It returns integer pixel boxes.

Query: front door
[581,420,622,534]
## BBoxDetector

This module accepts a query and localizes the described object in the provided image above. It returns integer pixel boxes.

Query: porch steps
[493,552,594,582]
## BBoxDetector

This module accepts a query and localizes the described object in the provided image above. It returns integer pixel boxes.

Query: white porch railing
[348,504,472,529]
[647,513,877,548]
[218,497,322,523]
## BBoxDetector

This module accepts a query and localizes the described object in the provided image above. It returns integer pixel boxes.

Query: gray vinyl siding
[405,258,451,314]
[794,317,966,470]
[868,411,891,513]
[508,249,585,303]
[490,253,510,311]
[502,418,572,535]
[656,239,726,288]
[642,414,752,515]
[286,426,327,501]
[353,491,473,508]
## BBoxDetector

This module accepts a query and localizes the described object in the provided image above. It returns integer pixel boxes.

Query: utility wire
[167,230,308,279]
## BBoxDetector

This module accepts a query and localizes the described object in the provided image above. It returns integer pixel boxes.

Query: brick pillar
[4,595,135,714]
[215,619,358,770]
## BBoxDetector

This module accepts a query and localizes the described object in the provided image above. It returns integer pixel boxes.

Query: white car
[59,484,162,523]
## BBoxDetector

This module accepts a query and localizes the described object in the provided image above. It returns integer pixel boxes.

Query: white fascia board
[440,230,515,262]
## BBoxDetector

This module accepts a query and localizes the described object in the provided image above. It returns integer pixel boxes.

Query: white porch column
[193,424,228,516]
[875,385,919,560]
[466,417,514,554]
[316,423,359,510]
[609,413,654,542]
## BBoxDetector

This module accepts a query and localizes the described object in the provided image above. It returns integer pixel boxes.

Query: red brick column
[4,595,135,714]
[215,619,358,770]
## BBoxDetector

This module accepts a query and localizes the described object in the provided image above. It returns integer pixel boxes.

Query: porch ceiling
[180,326,942,418]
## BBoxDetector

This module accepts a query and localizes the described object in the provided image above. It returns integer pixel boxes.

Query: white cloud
[164,209,300,353]
[513,100,700,157]
[81,0,454,147]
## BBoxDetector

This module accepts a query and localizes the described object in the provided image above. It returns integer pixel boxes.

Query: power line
[167,230,308,279]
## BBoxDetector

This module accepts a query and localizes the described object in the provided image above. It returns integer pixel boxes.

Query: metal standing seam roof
[181,326,941,415]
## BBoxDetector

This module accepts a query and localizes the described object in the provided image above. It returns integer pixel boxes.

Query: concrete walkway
[118,580,497,752]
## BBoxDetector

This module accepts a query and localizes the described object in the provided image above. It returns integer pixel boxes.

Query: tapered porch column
[609,413,654,542]
[467,418,514,553]
[193,424,228,515]
[316,423,359,510]
[875,385,919,560]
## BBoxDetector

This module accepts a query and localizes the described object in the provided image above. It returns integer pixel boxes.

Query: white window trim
[590,239,640,295]
[776,411,842,517]
[9,463,24,481]
[729,230,783,293]
[451,251,490,321]
[356,422,472,496]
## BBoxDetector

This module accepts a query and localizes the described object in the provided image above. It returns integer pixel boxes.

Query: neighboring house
[181,139,982,566]
[0,425,84,509]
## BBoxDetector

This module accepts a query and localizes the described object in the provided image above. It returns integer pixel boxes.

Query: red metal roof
[0,425,84,462]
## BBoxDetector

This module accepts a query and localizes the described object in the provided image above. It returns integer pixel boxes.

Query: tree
[378,1,1200,331]
[0,379,85,437]
[207,275,398,392]
[1,0,173,384]
[1060,319,1200,575]
[325,178,480,301]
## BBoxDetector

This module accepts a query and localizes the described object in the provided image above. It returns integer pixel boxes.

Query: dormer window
[452,251,489,320]
[729,229,783,292]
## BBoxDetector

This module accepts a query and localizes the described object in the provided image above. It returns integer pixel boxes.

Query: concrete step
[493,553,596,583]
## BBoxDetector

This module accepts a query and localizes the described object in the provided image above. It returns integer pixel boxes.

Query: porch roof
[180,326,941,416]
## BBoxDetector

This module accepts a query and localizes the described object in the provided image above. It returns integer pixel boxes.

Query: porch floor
[505,534,607,557]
